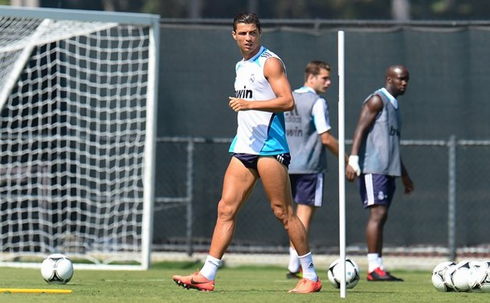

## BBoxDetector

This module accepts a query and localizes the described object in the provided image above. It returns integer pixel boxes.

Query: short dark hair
[304,61,331,81]
[233,12,261,32]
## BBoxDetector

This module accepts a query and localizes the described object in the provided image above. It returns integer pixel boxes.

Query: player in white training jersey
[172,12,322,294]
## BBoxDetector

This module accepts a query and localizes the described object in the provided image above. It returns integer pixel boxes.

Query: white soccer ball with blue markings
[40,253,74,284]
[327,258,360,289]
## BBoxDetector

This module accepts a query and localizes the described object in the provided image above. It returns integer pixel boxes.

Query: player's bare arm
[228,57,294,113]
[320,131,339,156]
[346,96,384,181]
[319,131,349,166]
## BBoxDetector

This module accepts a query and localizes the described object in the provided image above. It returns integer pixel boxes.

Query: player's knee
[217,200,238,220]
[369,213,388,226]
[271,206,288,225]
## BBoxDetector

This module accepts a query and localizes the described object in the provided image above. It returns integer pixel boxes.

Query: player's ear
[306,73,314,83]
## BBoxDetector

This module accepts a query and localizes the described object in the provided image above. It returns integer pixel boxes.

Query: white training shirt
[229,46,289,155]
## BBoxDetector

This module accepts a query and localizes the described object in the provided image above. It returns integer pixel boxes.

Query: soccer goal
[0,6,160,270]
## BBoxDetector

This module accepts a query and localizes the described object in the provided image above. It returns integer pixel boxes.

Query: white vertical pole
[142,18,160,270]
[338,30,347,298]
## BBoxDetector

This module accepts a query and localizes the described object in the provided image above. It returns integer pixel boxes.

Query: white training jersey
[229,46,289,155]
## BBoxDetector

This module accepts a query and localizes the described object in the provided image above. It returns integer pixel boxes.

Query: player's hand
[229,97,249,112]
[402,174,414,195]
[346,155,361,181]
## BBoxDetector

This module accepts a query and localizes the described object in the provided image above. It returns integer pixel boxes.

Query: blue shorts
[359,174,396,209]
[233,153,291,170]
[289,173,324,207]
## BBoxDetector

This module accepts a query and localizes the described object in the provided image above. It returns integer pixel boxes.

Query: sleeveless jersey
[229,46,289,155]
[286,87,330,173]
[359,88,402,176]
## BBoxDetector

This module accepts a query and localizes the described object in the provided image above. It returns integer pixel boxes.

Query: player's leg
[366,204,388,272]
[361,173,385,271]
[257,156,321,293]
[365,204,401,281]
[258,156,308,255]
[287,204,315,278]
[287,204,316,278]
[287,175,302,278]
[295,173,323,232]
[172,157,258,291]
[366,205,387,255]
[376,176,396,272]
[208,156,258,258]
[296,204,317,231]
[287,174,322,278]
[361,174,401,281]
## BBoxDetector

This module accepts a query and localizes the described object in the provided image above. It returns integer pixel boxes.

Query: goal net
[0,6,159,270]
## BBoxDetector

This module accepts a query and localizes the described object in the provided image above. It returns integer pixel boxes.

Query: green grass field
[0,261,488,302]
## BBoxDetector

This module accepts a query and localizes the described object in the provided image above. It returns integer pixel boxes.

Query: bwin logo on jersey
[236,86,253,99]
[389,126,400,137]
[286,127,303,137]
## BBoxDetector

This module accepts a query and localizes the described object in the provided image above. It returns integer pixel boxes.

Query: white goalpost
[0,6,160,270]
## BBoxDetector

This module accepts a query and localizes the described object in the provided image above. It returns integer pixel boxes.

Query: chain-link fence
[153,136,490,261]
[153,20,490,268]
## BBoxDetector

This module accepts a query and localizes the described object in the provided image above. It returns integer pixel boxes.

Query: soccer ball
[40,253,74,284]
[477,265,490,293]
[327,258,360,289]
[467,261,489,291]
[468,261,490,292]
[444,261,472,292]
[431,261,456,292]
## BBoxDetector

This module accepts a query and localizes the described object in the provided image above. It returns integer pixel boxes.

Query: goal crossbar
[0,5,159,25]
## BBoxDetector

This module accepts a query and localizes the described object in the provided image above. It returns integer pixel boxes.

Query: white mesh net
[0,11,156,268]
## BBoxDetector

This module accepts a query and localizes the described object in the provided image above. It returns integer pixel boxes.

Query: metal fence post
[186,138,194,256]
[447,135,457,261]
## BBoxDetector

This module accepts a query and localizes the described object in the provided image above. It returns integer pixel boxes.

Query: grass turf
[0,261,488,302]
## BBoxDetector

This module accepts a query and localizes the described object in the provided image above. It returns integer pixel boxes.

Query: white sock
[200,255,222,281]
[287,246,300,273]
[367,253,380,272]
[378,257,384,270]
[298,252,317,281]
